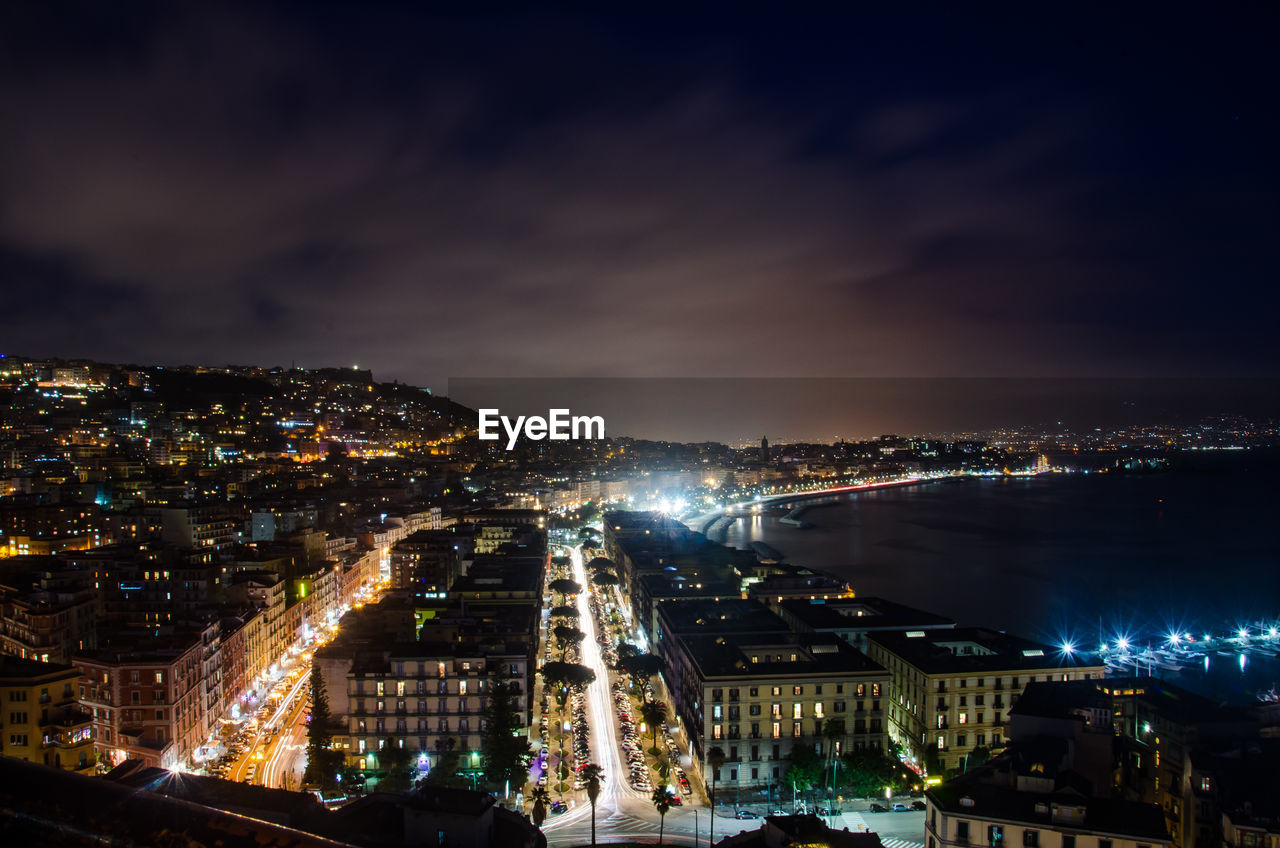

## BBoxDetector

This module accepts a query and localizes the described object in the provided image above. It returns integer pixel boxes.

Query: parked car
[735,810,759,819]
[869,803,888,813]
[550,801,568,815]
[892,802,909,812]
[911,800,927,811]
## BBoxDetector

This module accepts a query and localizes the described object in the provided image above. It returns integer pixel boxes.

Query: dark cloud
[0,3,1276,387]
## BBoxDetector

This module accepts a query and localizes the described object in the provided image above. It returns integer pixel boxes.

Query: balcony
[43,730,90,750]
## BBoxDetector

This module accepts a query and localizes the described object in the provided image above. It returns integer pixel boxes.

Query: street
[539,538,926,847]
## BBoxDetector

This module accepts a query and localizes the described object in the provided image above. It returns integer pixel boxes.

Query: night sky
[2,3,1277,390]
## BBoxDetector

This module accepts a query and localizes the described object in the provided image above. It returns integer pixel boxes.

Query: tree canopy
[540,661,596,690]
[839,748,911,797]
[376,742,415,793]
[548,578,582,597]
[553,625,586,659]
[639,700,668,753]
[785,743,823,792]
[618,652,664,684]
[424,737,466,788]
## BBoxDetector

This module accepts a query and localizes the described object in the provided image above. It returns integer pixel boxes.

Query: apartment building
[655,599,891,791]
[0,584,100,664]
[0,655,94,773]
[337,640,532,774]
[75,621,219,770]
[865,628,1105,775]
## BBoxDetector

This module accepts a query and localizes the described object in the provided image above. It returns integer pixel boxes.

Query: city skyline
[1,5,1278,846]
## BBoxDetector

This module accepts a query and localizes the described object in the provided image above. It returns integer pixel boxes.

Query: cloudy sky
[1,3,1277,391]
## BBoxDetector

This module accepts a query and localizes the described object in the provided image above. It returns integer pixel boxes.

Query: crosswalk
[833,812,924,848]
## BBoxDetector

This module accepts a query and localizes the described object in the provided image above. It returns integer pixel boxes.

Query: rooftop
[657,598,792,638]
[777,596,956,632]
[928,776,1170,842]
[0,654,79,682]
[867,628,1104,675]
[683,632,885,680]
[1010,680,1114,722]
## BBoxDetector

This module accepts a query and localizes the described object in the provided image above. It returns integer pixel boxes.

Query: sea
[707,452,1280,705]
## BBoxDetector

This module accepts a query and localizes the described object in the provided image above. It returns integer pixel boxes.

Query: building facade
[0,656,95,773]
[864,628,1106,776]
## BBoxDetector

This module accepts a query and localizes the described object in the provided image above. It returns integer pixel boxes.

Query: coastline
[698,473,961,545]
[701,467,1280,705]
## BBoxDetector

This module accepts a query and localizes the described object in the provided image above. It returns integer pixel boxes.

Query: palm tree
[529,785,551,828]
[579,762,604,846]
[651,785,673,845]
[707,745,726,846]
[639,699,668,756]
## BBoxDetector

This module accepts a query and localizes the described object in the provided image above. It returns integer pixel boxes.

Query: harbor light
[1238,628,1249,640]
[1270,628,1278,639]
[1117,637,1130,651]
[1060,641,1075,655]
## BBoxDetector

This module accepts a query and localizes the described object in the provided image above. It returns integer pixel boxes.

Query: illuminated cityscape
[1,4,1278,848]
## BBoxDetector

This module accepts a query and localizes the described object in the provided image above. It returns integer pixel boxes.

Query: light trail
[261,664,313,787]
[542,543,634,833]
